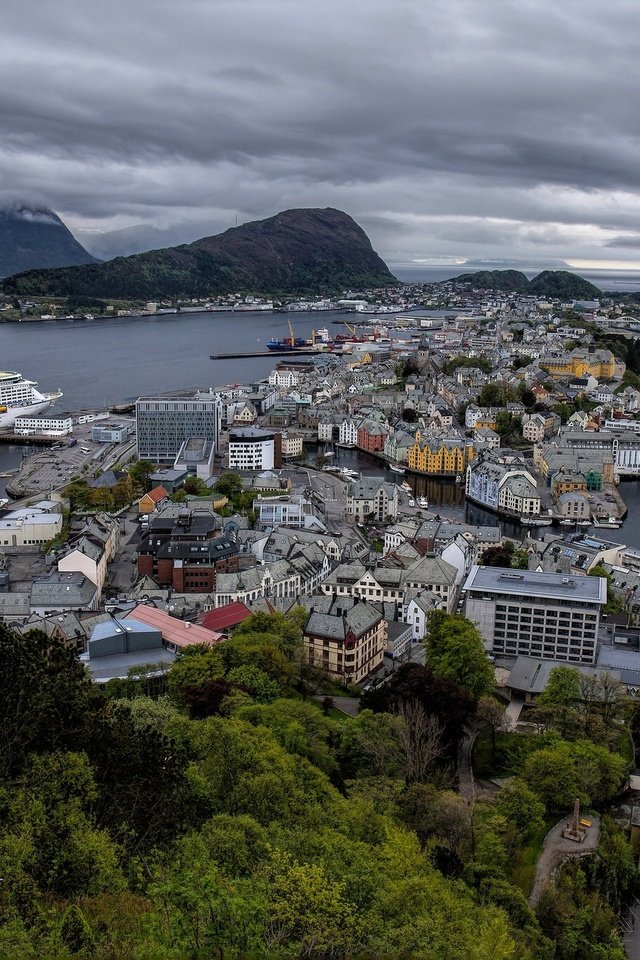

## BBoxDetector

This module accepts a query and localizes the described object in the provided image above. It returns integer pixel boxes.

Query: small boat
[455,474,464,484]
[417,496,429,509]
[592,516,622,529]
[389,463,405,474]
[400,481,412,493]
[339,467,359,479]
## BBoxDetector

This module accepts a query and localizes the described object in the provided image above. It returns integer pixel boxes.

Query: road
[529,814,601,908]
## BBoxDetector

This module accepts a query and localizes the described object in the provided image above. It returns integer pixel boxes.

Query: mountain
[0,204,97,278]
[450,268,601,298]
[0,208,396,299]
[527,270,601,299]
[450,269,530,293]
[79,221,220,260]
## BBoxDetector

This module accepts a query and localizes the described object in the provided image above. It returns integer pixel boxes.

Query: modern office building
[228,427,275,471]
[462,565,607,664]
[136,396,222,463]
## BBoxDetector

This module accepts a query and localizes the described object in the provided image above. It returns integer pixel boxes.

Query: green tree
[589,565,626,614]
[266,851,361,959]
[0,625,97,778]
[495,777,546,839]
[1,751,124,898]
[128,459,155,492]
[214,471,244,498]
[425,611,494,700]
[522,739,626,811]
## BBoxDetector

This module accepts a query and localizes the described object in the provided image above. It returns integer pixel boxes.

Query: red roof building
[201,601,253,635]
[128,603,223,651]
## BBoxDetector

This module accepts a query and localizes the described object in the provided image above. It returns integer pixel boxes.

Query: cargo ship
[266,322,335,352]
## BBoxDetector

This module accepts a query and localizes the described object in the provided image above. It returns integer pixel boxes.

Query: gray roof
[406,554,457,586]
[305,598,382,641]
[463,564,607,604]
[31,571,98,609]
[0,592,30,617]
[508,656,619,695]
[81,647,175,683]
[64,536,104,563]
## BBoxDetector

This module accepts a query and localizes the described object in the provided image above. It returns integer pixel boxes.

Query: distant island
[0,208,396,299]
[0,204,97,278]
[451,268,601,299]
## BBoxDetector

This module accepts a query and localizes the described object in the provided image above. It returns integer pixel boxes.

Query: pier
[210,349,320,360]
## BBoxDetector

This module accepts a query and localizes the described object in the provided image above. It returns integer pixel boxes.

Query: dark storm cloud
[2,0,640,263]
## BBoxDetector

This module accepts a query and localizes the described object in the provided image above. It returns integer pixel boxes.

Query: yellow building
[543,348,618,380]
[407,432,474,476]
[475,415,497,431]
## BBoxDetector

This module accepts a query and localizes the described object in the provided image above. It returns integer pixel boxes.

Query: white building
[317,419,334,442]
[253,495,313,529]
[268,368,299,388]
[228,428,275,471]
[338,418,358,446]
[347,477,399,522]
[14,415,73,437]
[0,505,63,546]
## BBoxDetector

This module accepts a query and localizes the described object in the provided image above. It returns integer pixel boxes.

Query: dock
[210,349,320,360]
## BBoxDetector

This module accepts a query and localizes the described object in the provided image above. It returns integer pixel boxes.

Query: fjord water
[0,309,362,410]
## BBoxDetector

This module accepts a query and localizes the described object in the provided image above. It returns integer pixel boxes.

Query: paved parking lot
[8,418,136,498]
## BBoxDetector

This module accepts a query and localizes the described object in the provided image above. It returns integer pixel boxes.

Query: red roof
[201,602,253,632]
[143,485,168,504]
[127,604,223,647]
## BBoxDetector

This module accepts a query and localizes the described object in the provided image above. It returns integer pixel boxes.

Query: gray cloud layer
[2,0,640,266]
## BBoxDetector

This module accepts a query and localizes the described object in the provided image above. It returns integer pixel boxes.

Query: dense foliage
[0,616,636,959]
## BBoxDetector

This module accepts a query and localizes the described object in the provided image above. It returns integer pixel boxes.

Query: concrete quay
[4,416,136,500]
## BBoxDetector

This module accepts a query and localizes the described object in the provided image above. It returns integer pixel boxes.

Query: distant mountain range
[0,205,97,278]
[0,208,396,299]
[451,268,601,299]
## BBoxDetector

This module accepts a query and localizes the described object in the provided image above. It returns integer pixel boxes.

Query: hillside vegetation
[0,208,396,299]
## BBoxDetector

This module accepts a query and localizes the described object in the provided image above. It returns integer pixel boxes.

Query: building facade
[463,565,606,664]
[228,428,276,471]
[136,396,222,463]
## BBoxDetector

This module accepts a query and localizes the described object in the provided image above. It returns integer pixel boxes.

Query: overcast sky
[2,0,640,268]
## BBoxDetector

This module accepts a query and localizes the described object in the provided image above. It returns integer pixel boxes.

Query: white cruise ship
[0,371,63,429]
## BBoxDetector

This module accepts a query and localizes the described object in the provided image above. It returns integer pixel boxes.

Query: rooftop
[125,603,223,647]
[463,564,607,604]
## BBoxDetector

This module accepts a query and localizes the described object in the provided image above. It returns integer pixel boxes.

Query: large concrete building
[462,565,607,664]
[136,396,222,463]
